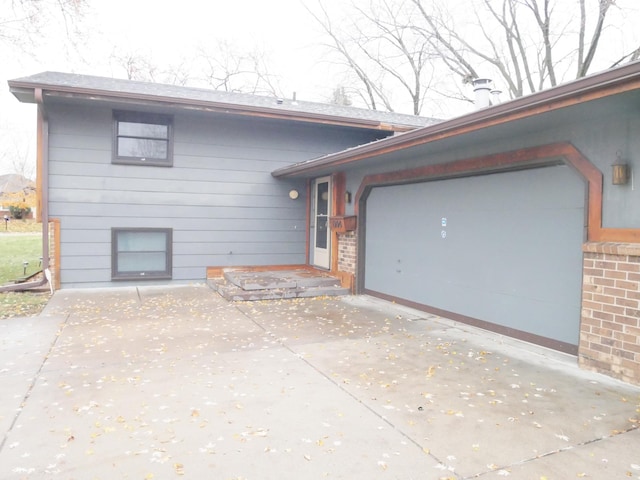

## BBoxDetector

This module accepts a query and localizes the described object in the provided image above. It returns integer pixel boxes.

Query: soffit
[273,82,640,178]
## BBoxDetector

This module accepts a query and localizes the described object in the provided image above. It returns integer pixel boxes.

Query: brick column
[580,242,640,385]
[337,231,357,274]
[335,231,357,291]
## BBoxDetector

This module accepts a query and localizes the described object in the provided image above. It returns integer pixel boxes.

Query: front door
[313,176,331,269]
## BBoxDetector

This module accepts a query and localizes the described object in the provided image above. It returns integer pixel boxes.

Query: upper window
[113,111,173,166]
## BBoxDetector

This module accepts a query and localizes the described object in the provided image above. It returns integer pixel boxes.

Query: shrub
[9,205,31,219]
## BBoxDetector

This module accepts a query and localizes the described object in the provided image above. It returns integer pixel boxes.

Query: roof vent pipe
[490,89,502,105]
[472,78,492,109]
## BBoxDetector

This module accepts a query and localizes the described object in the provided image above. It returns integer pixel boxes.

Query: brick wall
[337,231,357,274]
[580,242,640,385]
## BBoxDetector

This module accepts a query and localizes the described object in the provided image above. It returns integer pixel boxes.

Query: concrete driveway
[1,284,639,479]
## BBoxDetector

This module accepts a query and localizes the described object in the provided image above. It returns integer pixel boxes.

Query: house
[272,61,640,386]
[7,63,640,386]
[0,173,35,219]
[6,72,434,287]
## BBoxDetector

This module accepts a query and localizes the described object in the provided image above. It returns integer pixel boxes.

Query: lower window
[112,228,172,280]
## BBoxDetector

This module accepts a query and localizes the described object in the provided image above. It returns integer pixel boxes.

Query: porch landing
[208,268,350,301]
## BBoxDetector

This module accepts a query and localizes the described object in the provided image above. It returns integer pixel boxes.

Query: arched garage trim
[354,142,611,353]
[356,142,640,247]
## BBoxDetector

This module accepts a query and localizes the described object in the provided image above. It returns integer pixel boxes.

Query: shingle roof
[0,174,35,194]
[9,71,438,130]
[272,59,640,177]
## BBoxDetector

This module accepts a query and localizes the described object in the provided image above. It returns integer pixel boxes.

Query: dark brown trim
[583,242,640,256]
[354,142,640,244]
[36,99,44,223]
[51,218,61,290]
[305,178,311,265]
[364,289,579,355]
[332,172,346,217]
[8,83,415,133]
[330,172,346,274]
[273,60,640,177]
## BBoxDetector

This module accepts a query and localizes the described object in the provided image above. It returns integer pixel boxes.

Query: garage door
[363,165,585,351]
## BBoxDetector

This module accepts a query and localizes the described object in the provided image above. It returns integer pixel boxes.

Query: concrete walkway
[1,284,639,479]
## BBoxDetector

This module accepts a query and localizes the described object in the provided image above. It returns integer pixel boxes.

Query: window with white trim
[112,228,172,280]
[113,111,173,166]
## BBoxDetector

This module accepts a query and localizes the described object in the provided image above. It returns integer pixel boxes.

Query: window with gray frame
[112,111,173,166]
[112,228,172,280]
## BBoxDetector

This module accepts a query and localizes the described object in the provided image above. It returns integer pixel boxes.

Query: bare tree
[0,133,35,180]
[11,143,34,180]
[307,0,391,111]
[330,86,353,106]
[309,0,640,113]
[195,40,283,97]
[307,0,435,114]
[108,40,283,98]
[108,48,196,87]
[0,0,86,50]
[410,0,634,98]
[111,51,159,82]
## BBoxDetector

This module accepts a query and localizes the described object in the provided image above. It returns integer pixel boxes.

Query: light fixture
[345,191,352,204]
[289,189,299,200]
[612,151,630,185]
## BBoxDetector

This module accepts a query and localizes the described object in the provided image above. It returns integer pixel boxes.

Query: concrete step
[208,272,350,302]
[224,269,342,291]
[212,280,298,301]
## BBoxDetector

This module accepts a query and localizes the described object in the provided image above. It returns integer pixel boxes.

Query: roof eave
[272,61,640,178]
[7,80,417,132]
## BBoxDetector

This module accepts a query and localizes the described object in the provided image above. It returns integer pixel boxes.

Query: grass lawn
[0,233,42,283]
[0,220,51,319]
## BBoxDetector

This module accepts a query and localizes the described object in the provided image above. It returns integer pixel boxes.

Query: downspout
[0,88,51,293]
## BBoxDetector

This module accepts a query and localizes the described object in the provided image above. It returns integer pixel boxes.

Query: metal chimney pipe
[490,89,502,105]
[472,78,492,109]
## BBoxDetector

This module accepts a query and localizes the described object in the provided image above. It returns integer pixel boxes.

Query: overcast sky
[2,0,640,178]
[0,0,340,178]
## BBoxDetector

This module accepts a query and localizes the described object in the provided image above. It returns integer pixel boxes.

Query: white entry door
[313,176,331,269]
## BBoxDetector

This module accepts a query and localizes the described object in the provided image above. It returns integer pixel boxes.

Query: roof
[0,174,35,195]
[272,60,640,177]
[8,71,438,132]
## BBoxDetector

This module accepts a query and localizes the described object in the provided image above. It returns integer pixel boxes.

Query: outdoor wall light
[612,151,630,185]
[289,189,299,200]
[345,191,352,204]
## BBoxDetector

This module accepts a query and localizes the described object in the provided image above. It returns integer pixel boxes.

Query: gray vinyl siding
[47,103,389,287]
[342,106,640,227]
[363,166,586,347]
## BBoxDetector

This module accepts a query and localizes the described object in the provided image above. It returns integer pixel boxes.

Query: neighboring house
[7,63,640,386]
[0,173,35,218]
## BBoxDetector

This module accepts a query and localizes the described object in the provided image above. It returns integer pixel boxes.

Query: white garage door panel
[364,165,585,347]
